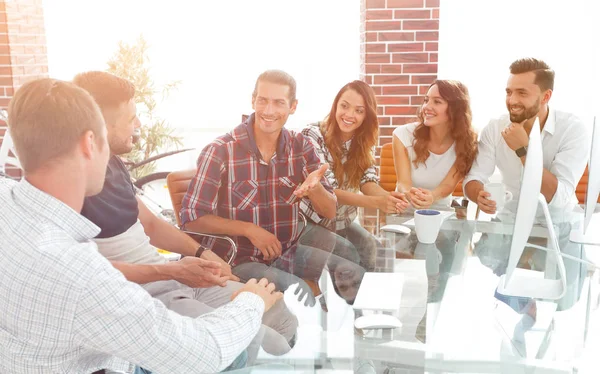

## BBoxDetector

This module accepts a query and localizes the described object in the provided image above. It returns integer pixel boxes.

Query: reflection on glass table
[373,206,590,373]
[571,116,600,245]
[236,203,595,373]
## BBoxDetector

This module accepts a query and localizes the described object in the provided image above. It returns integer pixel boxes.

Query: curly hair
[412,80,478,178]
[321,80,379,190]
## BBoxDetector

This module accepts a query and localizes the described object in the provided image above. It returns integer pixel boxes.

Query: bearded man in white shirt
[464,57,590,214]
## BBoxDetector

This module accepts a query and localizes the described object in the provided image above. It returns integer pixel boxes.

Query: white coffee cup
[414,209,443,244]
[484,182,513,211]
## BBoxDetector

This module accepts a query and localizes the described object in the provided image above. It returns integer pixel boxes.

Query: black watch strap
[195,245,208,258]
[515,146,528,157]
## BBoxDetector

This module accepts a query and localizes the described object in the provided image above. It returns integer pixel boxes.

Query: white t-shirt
[392,122,456,206]
[94,219,167,265]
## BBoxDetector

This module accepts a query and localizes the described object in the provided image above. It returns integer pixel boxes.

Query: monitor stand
[570,227,600,246]
[570,204,600,245]
[496,193,567,300]
[494,194,565,360]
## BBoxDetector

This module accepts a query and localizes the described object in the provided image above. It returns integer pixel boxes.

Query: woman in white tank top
[392,80,478,209]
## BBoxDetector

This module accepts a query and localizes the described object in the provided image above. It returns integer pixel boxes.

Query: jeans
[300,221,380,271]
[336,221,381,271]
[223,350,248,371]
[233,221,370,307]
[132,350,247,374]
[232,243,328,307]
[299,221,359,264]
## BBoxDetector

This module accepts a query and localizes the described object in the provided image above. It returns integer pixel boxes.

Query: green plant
[106,35,183,179]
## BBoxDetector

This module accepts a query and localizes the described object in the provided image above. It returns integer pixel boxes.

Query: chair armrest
[299,211,307,233]
[179,229,238,265]
[181,213,306,265]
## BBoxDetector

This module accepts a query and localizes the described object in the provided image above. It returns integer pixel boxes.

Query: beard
[109,137,133,156]
[508,97,540,123]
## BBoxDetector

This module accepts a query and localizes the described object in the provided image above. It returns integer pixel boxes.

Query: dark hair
[413,79,478,178]
[252,69,297,103]
[8,78,105,172]
[321,80,378,189]
[73,71,136,110]
[509,58,555,91]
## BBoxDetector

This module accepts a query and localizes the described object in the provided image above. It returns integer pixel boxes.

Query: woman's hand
[375,191,410,214]
[409,187,434,209]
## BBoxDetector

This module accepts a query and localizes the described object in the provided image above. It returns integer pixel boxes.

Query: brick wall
[360,0,440,148]
[0,0,48,177]
[359,0,440,232]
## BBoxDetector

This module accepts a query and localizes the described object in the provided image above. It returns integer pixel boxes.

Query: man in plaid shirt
[181,70,337,302]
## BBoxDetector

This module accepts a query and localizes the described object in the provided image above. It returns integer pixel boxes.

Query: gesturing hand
[293,281,317,307]
[293,164,329,198]
[232,278,283,312]
[170,257,229,288]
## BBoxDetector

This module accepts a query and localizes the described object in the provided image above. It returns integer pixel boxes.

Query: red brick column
[359,0,440,236]
[360,0,440,148]
[0,0,48,177]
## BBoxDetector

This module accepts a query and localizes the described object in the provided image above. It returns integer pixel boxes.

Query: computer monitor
[496,118,567,300]
[570,116,600,245]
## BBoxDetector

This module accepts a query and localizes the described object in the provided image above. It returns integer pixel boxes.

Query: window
[438,0,599,131]
[44,0,361,166]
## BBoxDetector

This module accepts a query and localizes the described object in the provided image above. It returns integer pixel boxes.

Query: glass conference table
[230,203,600,374]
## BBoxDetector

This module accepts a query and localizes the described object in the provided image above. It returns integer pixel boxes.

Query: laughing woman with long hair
[392,79,478,209]
[301,80,407,270]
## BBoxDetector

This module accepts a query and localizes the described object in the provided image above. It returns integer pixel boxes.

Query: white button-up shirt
[0,178,263,374]
[464,108,590,209]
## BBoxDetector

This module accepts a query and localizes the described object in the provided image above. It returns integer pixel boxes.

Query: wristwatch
[515,146,528,158]
[195,245,209,258]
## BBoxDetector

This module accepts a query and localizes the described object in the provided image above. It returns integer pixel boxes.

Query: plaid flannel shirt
[301,122,379,230]
[180,114,335,271]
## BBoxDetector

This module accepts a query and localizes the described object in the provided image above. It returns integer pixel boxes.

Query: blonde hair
[8,78,105,172]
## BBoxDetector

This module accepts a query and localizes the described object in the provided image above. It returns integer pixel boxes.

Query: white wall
[43,0,361,146]
[438,0,599,131]
[43,0,361,170]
